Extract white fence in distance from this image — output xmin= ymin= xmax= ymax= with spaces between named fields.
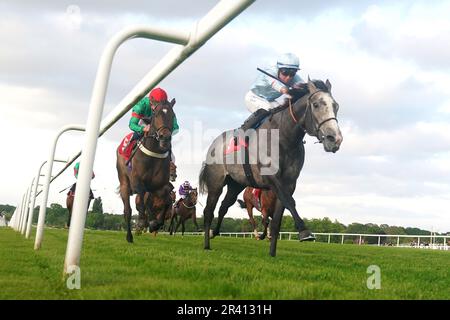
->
xmin=170 ymin=231 xmax=449 ymax=250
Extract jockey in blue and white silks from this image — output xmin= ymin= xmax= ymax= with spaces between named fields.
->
xmin=245 ymin=52 xmax=305 ymax=113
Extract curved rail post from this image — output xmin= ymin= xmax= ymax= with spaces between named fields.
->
xmin=19 ymin=189 xmax=30 ymax=234
xmin=21 ymin=179 xmax=34 ymax=235
xmin=16 ymin=194 xmax=25 ymax=231
xmin=34 ymin=125 xmax=85 ymax=250
xmin=26 ymin=159 xmax=67 ymax=239
xmin=64 ymin=0 xmax=256 ymax=274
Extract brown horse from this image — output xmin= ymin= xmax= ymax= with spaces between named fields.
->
xmin=66 ymin=183 xmax=94 ymax=227
xmin=169 ymin=188 xmax=199 ymax=235
xmin=116 ymin=98 xmax=176 ymax=243
xmin=237 ymin=187 xmax=276 ymax=240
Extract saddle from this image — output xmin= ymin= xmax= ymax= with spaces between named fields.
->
xmin=119 ymin=133 xmax=177 ymax=179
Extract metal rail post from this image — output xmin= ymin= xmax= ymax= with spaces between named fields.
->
xmin=34 ymin=125 xmax=85 ymax=250
xmin=26 ymin=159 xmax=67 ymax=239
xmin=21 ymin=179 xmax=35 ymax=235
xmin=20 ymin=188 xmax=30 ymax=234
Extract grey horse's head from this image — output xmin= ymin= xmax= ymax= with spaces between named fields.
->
xmin=305 ymin=80 xmax=343 ymax=153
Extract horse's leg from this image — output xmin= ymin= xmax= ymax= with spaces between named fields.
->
xmin=268 ymin=177 xmax=314 ymax=241
xmin=181 ymin=219 xmax=185 ymax=236
xmin=174 ymin=217 xmax=182 ymax=234
xmin=246 ymin=205 xmax=259 ymax=240
xmin=148 ymin=188 xmax=171 ymax=232
xmin=66 ymin=196 xmax=73 ymax=228
xmin=169 ymin=208 xmax=177 ymax=235
xmin=119 ymin=184 xmax=133 ymax=243
xmin=203 ymin=190 xmax=222 ymax=250
xmin=149 ymin=201 xmax=169 ymax=233
xmin=201 ymin=163 xmax=228 ymax=250
xmin=192 ymin=210 xmax=200 ymax=232
xmin=212 ymin=181 xmax=245 ymax=238
xmin=269 ymin=198 xmax=284 ymax=257
xmin=259 ymin=208 xmax=269 ymax=240
xmin=135 ymin=193 xmax=147 ymax=235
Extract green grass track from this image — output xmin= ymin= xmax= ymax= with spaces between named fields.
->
xmin=0 ymin=227 xmax=448 ymax=299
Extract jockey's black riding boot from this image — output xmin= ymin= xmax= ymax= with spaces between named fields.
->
xmin=241 ymin=108 xmax=271 ymax=131
xmin=234 ymin=108 xmax=271 ymax=145
xmin=131 ymin=132 xmax=142 ymax=145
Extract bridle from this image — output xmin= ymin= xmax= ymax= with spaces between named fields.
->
xmin=138 ymin=105 xmax=173 ymax=159
xmin=288 ymin=89 xmax=338 ymax=142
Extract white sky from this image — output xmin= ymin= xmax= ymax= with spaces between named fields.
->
xmin=1 ymin=1 xmax=449 ymax=232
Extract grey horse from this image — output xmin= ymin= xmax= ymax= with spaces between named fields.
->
xmin=199 ymin=80 xmax=343 ymax=256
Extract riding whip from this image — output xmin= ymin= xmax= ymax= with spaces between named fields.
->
xmin=59 ymin=185 xmax=72 ymax=193
xmin=125 ymin=136 xmax=144 ymax=166
xmin=257 ymin=67 xmax=292 ymax=89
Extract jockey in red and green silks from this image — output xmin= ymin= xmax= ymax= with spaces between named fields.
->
xmin=129 ymin=87 xmax=179 ymax=141
xmin=73 ymin=162 xmax=95 ymax=179
xmin=70 ymin=162 xmax=95 ymax=199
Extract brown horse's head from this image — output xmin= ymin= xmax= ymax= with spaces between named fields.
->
xmin=144 ymin=98 xmax=176 ymax=151
xmin=186 ymin=188 xmax=198 ymax=206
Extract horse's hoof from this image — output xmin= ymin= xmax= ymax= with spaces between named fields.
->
xmin=299 ymin=230 xmax=316 ymax=242
xmin=209 ymin=230 xmax=214 ymax=238
xmin=259 ymin=234 xmax=266 ymax=241
xmin=126 ymin=236 xmax=133 ymax=243
xmin=148 ymin=221 xmax=160 ymax=233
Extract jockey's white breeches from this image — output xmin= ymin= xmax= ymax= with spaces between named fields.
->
xmin=244 ymin=91 xmax=291 ymax=113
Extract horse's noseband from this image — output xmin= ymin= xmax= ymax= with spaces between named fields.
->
xmin=151 ymin=125 xmax=171 ymax=142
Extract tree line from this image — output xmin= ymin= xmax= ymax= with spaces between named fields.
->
xmin=0 ymin=201 xmax=447 ymax=244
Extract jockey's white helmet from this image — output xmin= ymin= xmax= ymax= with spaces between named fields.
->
xmin=276 ymin=53 xmax=300 ymax=70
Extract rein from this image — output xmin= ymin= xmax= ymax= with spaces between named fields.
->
xmin=181 ymin=192 xmax=197 ymax=209
xmin=182 ymin=201 xmax=196 ymax=209
xmin=138 ymin=113 xmax=172 ymax=159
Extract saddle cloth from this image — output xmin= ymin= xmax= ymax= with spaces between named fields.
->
xmin=252 ymin=188 xmax=262 ymax=211
xmin=118 ymin=132 xmax=136 ymax=161
xmin=224 ymin=136 xmax=248 ymax=155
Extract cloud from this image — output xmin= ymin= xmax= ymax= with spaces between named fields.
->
xmin=351 ymin=2 xmax=450 ymax=71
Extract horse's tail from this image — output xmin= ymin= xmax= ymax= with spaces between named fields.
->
xmin=237 ymin=199 xmax=246 ymax=209
xmin=199 ymin=162 xmax=208 ymax=195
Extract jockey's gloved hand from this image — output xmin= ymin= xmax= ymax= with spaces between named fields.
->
xmin=280 ymin=86 xmax=290 ymax=95
xmin=143 ymin=124 xmax=151 ymax=134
